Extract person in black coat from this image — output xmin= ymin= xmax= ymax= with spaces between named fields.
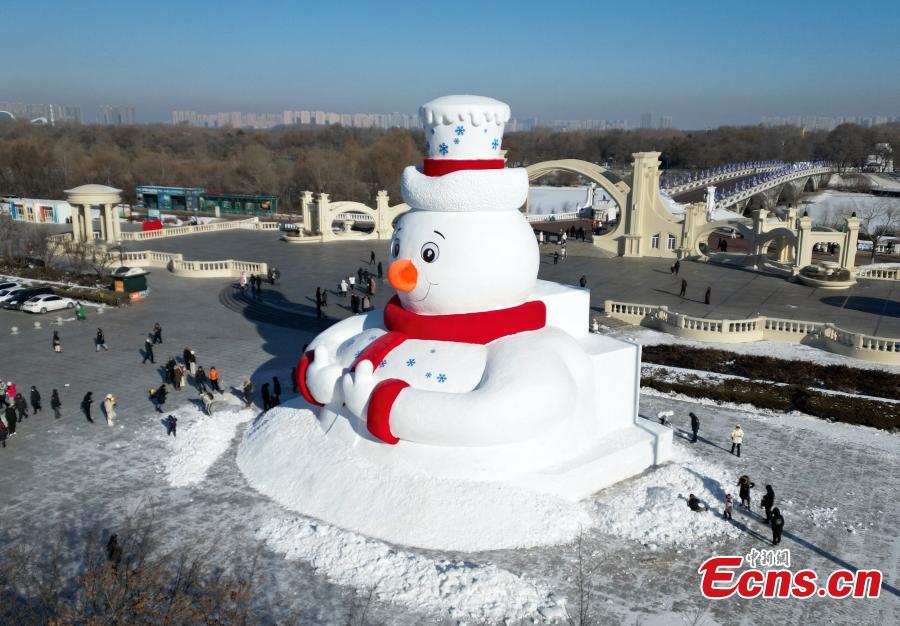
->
xmin=165 ymin=414 xmax=177 ymax=436
xmin=142 ymin=337 xmax=155 ymax=364
xmin=771 ymin=508 xmax=784 ymax=545
xmin=272 ymin=376 xmax=282 ymax=406
xmin=761 ymin=485 xmax=776 ymax=523
xmin=261 ymin=382 xmax=271 ymax=411
xmin=95 ymin=328 xmax=108 ymax=351
xmin=704 ymin=286 xmax=711 ymax=305
xmin=737 ymin=475 xmax=755 ymax=509
xmin=377 ymin=261 xmax=383 ymax=279
xmin=29 ymin=386 xmax=41 ymax=414
xmin=81 ymin=392 xmax=94 ymax=423
xmin=579 ymin=275 xmax=587 ymax=288
xmin=689 ymin=412 xmax=700 ymax=443
xmin=688 ymin=493 xmax=703 ymax=512
xmin=679 ymin=279 xmax=687 ymax=297
xmin=154 ymin=384 xmax=167 ymax=413
xmin=4 ymin=405 xmax=17 ymax=434
xmin=14 ymin=393 xmax=28 ymax=421
xmin=51 ymin=389 xmax=62 ymax=419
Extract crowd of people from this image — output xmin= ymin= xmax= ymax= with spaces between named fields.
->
xmin=314 ymin=253 xmax=383 ymax=319
xmin=684 ymin=412 xmax=786 ymax=545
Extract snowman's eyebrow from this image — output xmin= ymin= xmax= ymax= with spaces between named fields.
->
xmin=433 ymin=230 xmax=445 ymax=239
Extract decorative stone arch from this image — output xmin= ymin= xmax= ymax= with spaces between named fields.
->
xmin=525 ymin=159 xmax=630 ymax=213
xmin=691 ymin=219 xmax=755 ymax=258
xmin=317 ymin=195 xmax=378 ymax=242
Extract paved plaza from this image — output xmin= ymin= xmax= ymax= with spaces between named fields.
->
xmin=0 ymin=229 xmax=897 ymax=623
xmin=122 ymin=229 xmax=900 ymax=337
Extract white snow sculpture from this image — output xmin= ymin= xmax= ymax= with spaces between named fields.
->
xmin=239 ymin=95 xmax=673 ymax=551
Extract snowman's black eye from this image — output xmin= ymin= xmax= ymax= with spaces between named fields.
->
xmin=421 ymin=242 xmax=440 ymax=263
xmin=391 ymin=240 xmax=400 ymax=257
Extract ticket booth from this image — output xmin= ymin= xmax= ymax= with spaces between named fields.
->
xmin=111 ymin=267 xmax=150 ymax=301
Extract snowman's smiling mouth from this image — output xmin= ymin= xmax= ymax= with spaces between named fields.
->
xmin=411 ymin=281 xmax=437 ymax=302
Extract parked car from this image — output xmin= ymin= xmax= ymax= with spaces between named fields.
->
xmin=0 ymin=286 xmax=28 ymax=305
xmin=21 ymin=294 xmax=76 ymax=314
xmin=3 ymin=286 xmax=53 ymax=310
xmin=0 ymin=281 xmax=20 ymax=291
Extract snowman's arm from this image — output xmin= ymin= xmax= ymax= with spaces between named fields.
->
xmin=307 ymin=309 xmax=384 ymax=352
xmin=297 ymin=310 xmax=383 ymax=406
xmin=368 ymin=340 xmax=577 ymax=446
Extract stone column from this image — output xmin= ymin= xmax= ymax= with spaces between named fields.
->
xmin=375 ymin=190 xmax=391 ymax=240
xmin=796 ymin=216 xmax=814 ymax=269
xmin=73 ymin=205 xmax=86 ymax=242
xmin=108 ymin=203 xmax=121 ymax=242
xmin=316 ymin=193 xmax=331 ymax=242
xmin=99 ymin=206 xmax=108 ymax=241
xmin=843 ymin=216 xmax=860 ymax=271
xmin=300 ymin=191 xmax=314 ymax=234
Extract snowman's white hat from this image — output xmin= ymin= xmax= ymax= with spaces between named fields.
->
xmin=400 ymin=95 xmax=528 ymax=213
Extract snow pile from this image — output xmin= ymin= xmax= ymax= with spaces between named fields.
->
xmin=257 ymin=516 xmax=566 ymax=623
xmin=237 ymin=403 xmax=592 ymax=551
xmin=799 ymin=506 xmax=839 ymax=529
xmin=163 ymin=401 xmax=254 ymax=487
xmin=591 ymin=450 xmax=741 ymax=549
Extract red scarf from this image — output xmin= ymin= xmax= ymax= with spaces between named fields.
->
xmin=351 ymin=296 xmax=546 ymax=370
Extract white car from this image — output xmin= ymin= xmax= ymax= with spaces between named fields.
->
xmin=0 ymin=286 xmax=26 ymax=304
xmin=20 ymin=294 xmax=76 ymax=314
xmin=0 ymin=281 xmax=20 ymax=291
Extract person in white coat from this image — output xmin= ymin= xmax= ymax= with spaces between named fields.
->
xmin=730 ymin=424 xmax=744 ymax=457
xmin=103 ymin=394 xmax=117 ymax=426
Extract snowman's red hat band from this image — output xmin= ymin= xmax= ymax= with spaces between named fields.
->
xmin=423 ymin=158 xmax=505 ymax=177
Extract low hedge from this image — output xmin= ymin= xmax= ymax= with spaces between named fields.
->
xmin=641 ymin=374 xmax=900 ymax=431
xmin=641 ymin=344 xmax=900 ymax=401
xmin=51 ymin=286 xmax=126 ymax=307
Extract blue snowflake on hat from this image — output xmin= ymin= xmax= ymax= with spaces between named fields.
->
xmin=438 ymin=143 xmax=449 ymax=156
xmin=491 ymin=138 xmax=500 ymax=150
xmin=454 ymin=125 xmax=465 ymax=136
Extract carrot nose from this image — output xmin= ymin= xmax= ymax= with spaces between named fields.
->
xmin=388 ymin=259 xmax=418 ymax=292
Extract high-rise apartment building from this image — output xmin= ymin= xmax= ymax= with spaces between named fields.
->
xmin=640 ymin=112 xmax=652 ymax=129
xmin=100 ymin=105 xmax=136 ymax=125
xmin=659 ymin=115 xmax=672 ymax=129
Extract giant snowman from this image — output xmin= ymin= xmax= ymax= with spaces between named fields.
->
xmin=238 ymin=96 xmax=673 ymax=552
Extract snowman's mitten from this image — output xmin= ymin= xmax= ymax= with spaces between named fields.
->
xmin=365 ymin=379 xmax=409 ymax=445
xmin=298 ymin=346 xmax=343 ymax=406
xmin=341 ymin=360 xmax=378 ymax=418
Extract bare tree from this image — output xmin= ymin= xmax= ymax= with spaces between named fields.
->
xmin=839 ymin=196 xmax=900 ymax=261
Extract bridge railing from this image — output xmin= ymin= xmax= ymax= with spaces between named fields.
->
xmin=333 ymin=212 xmax=375 ymax=223
xmin=662 ymin=163 xmax=783 ymax=195
xmin=118 ymin=218 xmax=282 ymax=241
xmin=714 ymin=165 xmax=835 ymax=209
xmin=526 ymin=210 xmax=582 ymax=223
xmin=602 ymin=299 xmax=897 ymax=364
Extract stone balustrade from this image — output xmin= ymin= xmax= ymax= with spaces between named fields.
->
xmin=855 ymin=266 xmax=899 ymax=281
xmin=603 ymin=299 xmax=898 ymax=364
xmin=526 ymin=211 xmax=581 ymax=223
xmin=119 ymin=218 xmax=282 ymax=241
xmin=120 ymin=250 xmax=266 ymax=278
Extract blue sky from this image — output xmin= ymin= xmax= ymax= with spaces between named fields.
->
xmin=3 ymin=0 xmax=898 ymax=127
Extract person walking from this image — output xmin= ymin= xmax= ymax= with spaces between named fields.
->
xmin=730 ymin=424 xmax=744 ymax=457
xmin=369 ymin=277 xmax=376 ymax=297
xmin=29 ymin=386 xmax=41 ymax=414
xmin=689 ymin=411 xmax=700 ymax=443
xmin=553 ymin=251 xmax=559 ymax=265
xmin=579 ymin=275 xmax=587 ymax=288
xmin=165 ymin=414 xmax=178 ymax=437
xmin=704 ymin=286 xmax=711 ymax=305
xmin=350 ymin=293 xmax=359 ymax=314
xmin=165 ymin=357 xmax=177 ymax=384
xmin=208 ymin=366 xmax=222 ymax=393
xmin=673 ymin=260 xmax=681 ymax=275
xmin=723 ymin=494 xmax=734 ymax=520
xmin=242 ymin=378 xmax=255 ymax=408
xmin=53 ymin=331 xmax=62 ymax=353
xmin=737 ymin=475 xmax=755 ymax=509
xmin=51 ymin=389 xmax=62 ymax=419
xmin=195 ymin=366 xmax=208 ymax=393
xmin=142 ymin=336 xmax=155 ymax=364
xmin=377 ymin=261 xmax=383 ymax=279
xmin=261 ymin=382 xmax=272 ymax=411
xmin=272 ymin=376 xmax=282 ymax=406
xmin=173 ymin=364 xmax=184 ymax=391
xmin=679 ymin=279 xmax=687 ymax=297
xmin=239 ymin=271 xmax=247 ymax=294
xmin=76 ymin=302 xmax=86 ymax=321
xmin=81 ymin=392 xmax=94 ymax=423
xmin=761 ymin=485 xmax=776 ymax=524
xmin=316 ymin=296 xmax=323 ymax=319
xmin=560 ymin=245 xmax=567 ymax=260
xmin=153 ymin=384 xmax=167 ymax=413
xmin=188 ymin=351 xmax=197 ymax=376
xmin=361 ymin=295 xmax=371 ymax=313
xmin=770 ymin=508 xmax=784 ymax=545
xmin=339 ymin=279 xmax=348 ymax=297
xmin=103 ymin=394 xmax=117 ymax=426
xmin=14 ymin=393 xmax=28 ymax=421
xmin=370 ymin=250 xmax=376 ymax=265
xmin=4 ymin=405 xmax=16 ymax=436
xmin=95 ymin=328 xmax=108 ymax=352
xmin=152 ymin=322 xmax=163 ymax=344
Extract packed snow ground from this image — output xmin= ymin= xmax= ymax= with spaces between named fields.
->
xmin=4 ymin=396 xmax=898 ymax=624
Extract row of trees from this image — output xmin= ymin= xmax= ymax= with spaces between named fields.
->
xmin=0 ymin=119 xmax=896 ymax=210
